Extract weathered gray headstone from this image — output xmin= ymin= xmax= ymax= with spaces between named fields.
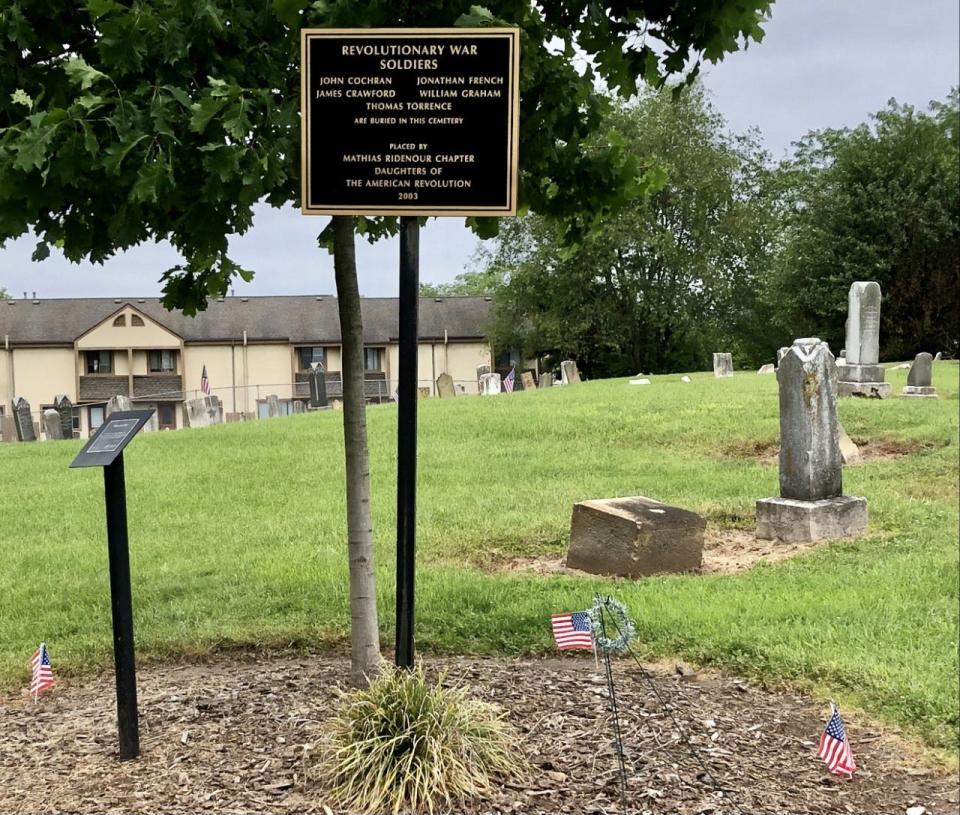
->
xmin=476 ymin=364 xmax=491 ymax=391
xmin=293 ymin=400 xmax=306 ymax=413
xmin=54 ymin=394 xmax=74 ymax=440
xmin=478 ymin=373 xmax=501 ymax=395
xmin=560 ymin=360 xmax=581 ymax=384
xmin=934 ymin=351 xmax=942 ymax=361
xmin=777 ymin=338 xmax=842 ymax=500
xmin=902 ymin=352 xmax=937 ymax=398
xmin=43 ymin=409 xmax=63 ymax=441
xmin=629 ymin=378 xmax=651 ymax=385
xmin=185 ymin=395 xmax=223 ymax=428
xmin=520 ymin=371 xmax=536 ymax=391
xmin=12 ymin=397 xmax=36 ymax=442
xmin=712 ymin=353 xmax=733 ymax=378
xmin=0 ymin=412 xmax=14 ymax=443
xmin=566 ymin=496 xmax=704 ymax=577
xmin=538 ymin=373 xmax=554 ymax=389
xmin=757 ymin=364 xmax=775 ymax=375
xmin=266 ymin=394 xmax=281 ymax=418
xmin=106 ymin=394 xmax=133 ymax=416
xmin=680 ymin=375 xmax=692 ymax=383
xmin=837 ymin=282 xmax=891 ymax=398
xmin=756 ymin=338 xmax=868 ymax=542
xmin=436 ymin=372 xmax=456 ymax=398
xmin=308 ymin=363 xmax=328 ymax=408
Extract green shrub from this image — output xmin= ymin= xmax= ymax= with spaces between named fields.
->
xmin=313 ymin=663 xmax=524 ymax=814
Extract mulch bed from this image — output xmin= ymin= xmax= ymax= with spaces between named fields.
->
xmin=1 ymin=651 xmax=956 ymax=815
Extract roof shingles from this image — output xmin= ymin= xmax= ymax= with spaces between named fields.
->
xmin=0 ymin=295 xmax=492 ymax=346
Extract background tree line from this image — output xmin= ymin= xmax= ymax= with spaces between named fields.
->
xmin=428 ymin=86 xmax=959 ymax=374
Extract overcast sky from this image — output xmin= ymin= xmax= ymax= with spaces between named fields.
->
xmin=1 ymin=0 xmax=957 ymax=301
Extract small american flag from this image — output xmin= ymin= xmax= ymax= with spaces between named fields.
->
xmin=503 ymin=368 xmax=516 ymax=393
xmin=551 ymin=611 xmax=593 ymax=650
xmin=200 ymin=365 xmax=211 ymax=396
xmin=30 ymin=643 xmax=54 ymax=700
xmin=818 ymin=704 xmax=856 ymax=776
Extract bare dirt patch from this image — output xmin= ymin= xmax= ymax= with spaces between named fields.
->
xmin=701 ymin=527 xmax=828 ymax=574
xmin=0 ymin=652 xmax=955 ymax=815
xmin=723 ymin=438 xmax=937 ymax=465
xmin=485 ymin=527 xmax=831 ymax=578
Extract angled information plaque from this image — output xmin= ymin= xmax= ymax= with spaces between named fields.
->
xmin=70 ymin=410 xmax=155 ymax=469
xmin=301 ymin=27 xmax=520 ymax=216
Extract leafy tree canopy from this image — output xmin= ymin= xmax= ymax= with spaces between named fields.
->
xmin=476 ymin=86 xmax=780 ymax=376
xmin=774 ymin=89 xmax=959 ymax=359
xmin=0 ymin=0 xmax=770 ymax=314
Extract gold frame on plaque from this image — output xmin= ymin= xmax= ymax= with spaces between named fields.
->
xmin=300 ymin=27 xmax=520 ymax=217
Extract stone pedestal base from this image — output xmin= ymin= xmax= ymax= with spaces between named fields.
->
xmin=902 ymin=386 xmax=938 ymax=398
xmin=838 ymin=362 xmax=890 ymax=399
xmin=567 ymin=496 xmax=704 ymax=577
xmin=838 ymin=381 xmax=892 ymax=399
xmin=756 ymin=496 xmax=868 ymax=543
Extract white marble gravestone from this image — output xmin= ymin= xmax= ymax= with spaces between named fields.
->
xmin=837 ymin=282 xmax=891 ymax=398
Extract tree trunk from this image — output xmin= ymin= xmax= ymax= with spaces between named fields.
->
xmin=331 ymin=215 xmax=383 ymax=688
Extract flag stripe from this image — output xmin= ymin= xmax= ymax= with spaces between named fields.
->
xmin=551 ymin=612 xmax=593 ymax=650
xmin=818 ymin=705 xmax=856 ymax=777
xmin=30 ymin=643 xmax=54 ymax=697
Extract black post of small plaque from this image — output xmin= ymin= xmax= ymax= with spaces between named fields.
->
xmin=395 ymin=216 xmax=419 ymax=670
xmin=70 ymin=409 xmax=154 ymax=761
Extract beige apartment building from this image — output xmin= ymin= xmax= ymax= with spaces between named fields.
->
xmin=0 ymin=294 xmax=494 ymax=438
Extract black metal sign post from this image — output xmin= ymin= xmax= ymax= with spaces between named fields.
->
xmin=301 ymin=28 xmax=520 ymax=670
xmin=71 ymin=409 xmax=154 ymax=760
xmin=395 ymin=216 xmax=419 ymax=669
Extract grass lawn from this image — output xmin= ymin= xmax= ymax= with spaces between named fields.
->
xmin=1 ymin=362 xmax=957 ymax=753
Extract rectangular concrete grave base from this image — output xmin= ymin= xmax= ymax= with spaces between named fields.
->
xmin=837 ymin=363 xmax=885 ymax=383
xmin=756 ymin=496 xmax=868 ymax=543
xmin=902 ymin=386 xmax=938 ymax=399
xmin=566 ymin=496 xmax=704 ymax=578
xmin=837 ymin=381 xmax=892 ymax=399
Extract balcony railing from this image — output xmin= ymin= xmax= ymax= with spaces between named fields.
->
xmin=133 ymin=374 xmax=183 ymax=401
xmin=78 ymin=375 xmax=128 ymax=401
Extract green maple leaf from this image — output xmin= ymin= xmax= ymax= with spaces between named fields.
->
xmin=13 ymin=122 xmax=56 ymax=171
xmin=130 ymin=158 xmax=167 ymax=203
xmin=64 ymin=56 xmax=108 ymax=90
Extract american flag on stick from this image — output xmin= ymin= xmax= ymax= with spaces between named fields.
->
xmin=551 ymin=611 xmax=594 ymax=650
xmin=503 ymin=368 xmax=516 ymax=393
xmin=818 ymin=704 xmax=856 ymax=777
xmin=30 ymin=643 xmax=55 ymax=700
xmin=200 ymin=365 xmax=211 ymax=396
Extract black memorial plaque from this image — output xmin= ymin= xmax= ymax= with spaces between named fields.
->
xmin=301 ymin=28 xmax=519 ymax=216
xmin=70 ymin=410 xmax=155 ymax=469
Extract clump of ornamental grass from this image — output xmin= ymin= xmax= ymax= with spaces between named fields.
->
xmin=311 ymin=663 xmax=524 ymax=814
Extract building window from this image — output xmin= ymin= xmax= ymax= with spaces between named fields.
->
xmin=364 ymin=347 xmax=383 ymax=372
xmin=113 ymin=315 xmax=126 ymax=327
xmin=157 ymin=403 xmax=176 ymax=431
xmin=297 ymin=346 xmax=327 ymax=372
xmin=149 ymin=349 xmax=176 ymax=373
xmin=89 ymin=405 xmax=105 ymax=433
xmin=131 ymin=315 xmax=144 ymax=326
xmin=85 ymin=351 xmax=113 ymax=374
xmin=72 ymin=408 xmax=81 ymax=435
